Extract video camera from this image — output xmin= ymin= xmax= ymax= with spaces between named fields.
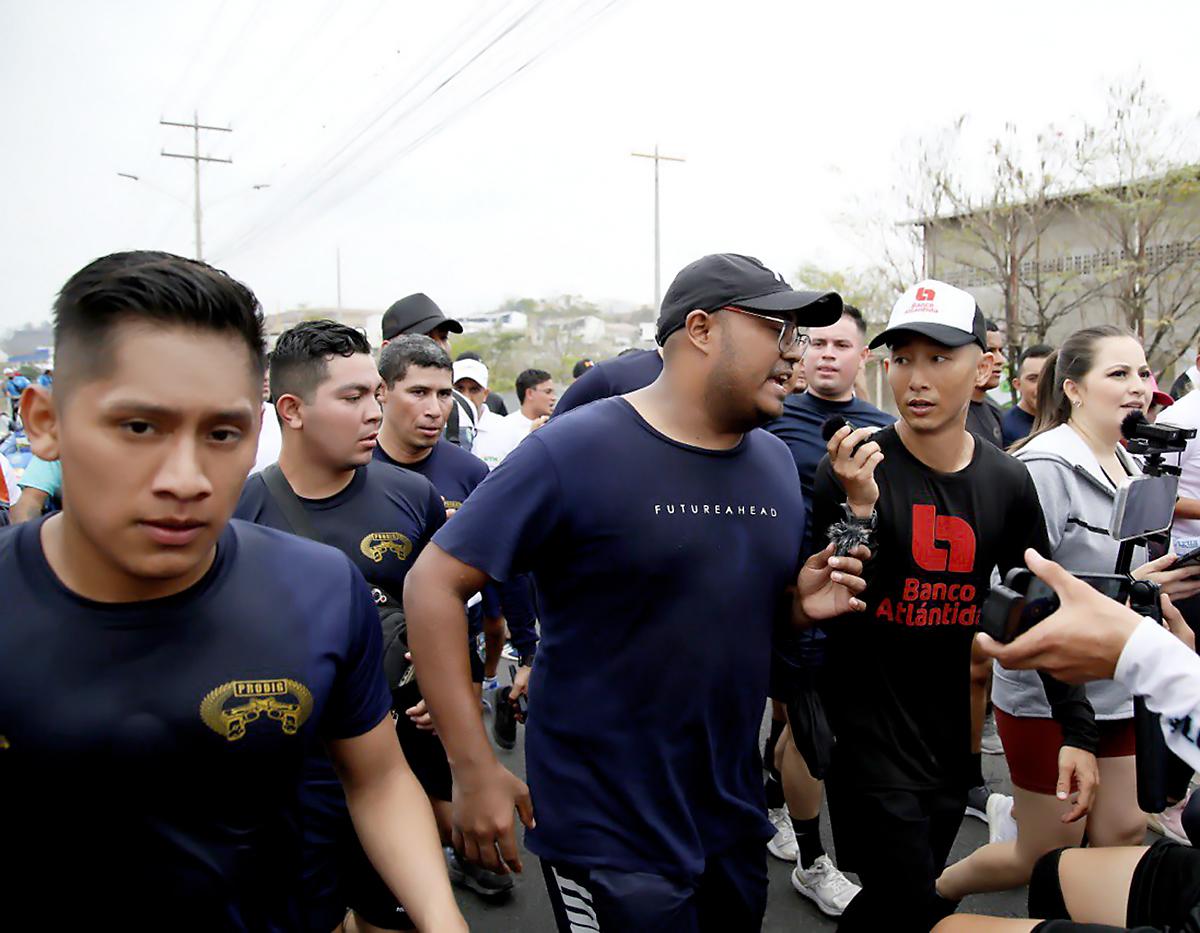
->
xmin=981 ymin=410 xmax=1196 ymax=814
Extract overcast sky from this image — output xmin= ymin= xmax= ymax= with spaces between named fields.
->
xmin=3 ymin=0 xmax=1200 ymax=332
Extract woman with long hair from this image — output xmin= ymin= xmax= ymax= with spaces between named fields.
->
xmin=937 ymin=324 xmax=1200 ymax=902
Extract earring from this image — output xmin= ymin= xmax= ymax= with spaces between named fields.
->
xmin=1072 ymin=399 xmax=1081 ymax=408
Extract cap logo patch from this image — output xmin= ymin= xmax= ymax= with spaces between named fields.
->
xmin=915 ymin=287 xmax=936 ymax=302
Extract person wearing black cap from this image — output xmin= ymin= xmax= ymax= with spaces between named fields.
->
xmin=381 ymin=293 xmax=478 ymax=451
xmin=403 ymin=253 xmax=871 ymax=931
xmin=809 ymin=280 xmax=1098 ymax=932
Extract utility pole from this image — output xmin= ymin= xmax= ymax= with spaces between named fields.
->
xmin=161 ymin=112 xmax=232 ymax=261
xmin=631 ymin=145 xmax=685 ymax=309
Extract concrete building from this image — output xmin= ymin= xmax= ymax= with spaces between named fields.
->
xmin=918 ymin=167 xmax=1200 ymax=374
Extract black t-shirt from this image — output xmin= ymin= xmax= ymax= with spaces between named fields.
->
xmin=373 ymin=438 xmax=488 ymax=511
xmin=553 ymin=349 xmax=663 ymax=416
xmin=485 ymin=393 xmax=508 ymax=416
xmin=235 ymin=461 xmax=444 ymax=597
xmin=966 ymin=398 xmax=1005 ymax=448
xmin=811 ymin=425 xmax=1050 ymax=790
xmin=1001 ymin=405 xmax=1035 ymax=447
xmin=434 ymin=397 xmax=804 ymax=876
xmin=0 ymin=518 xmax=391 ymax=929
xmin=763 ymin=391 xmax=895 ymax=556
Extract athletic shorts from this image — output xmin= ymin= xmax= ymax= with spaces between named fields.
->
xmin=542 ymin=838 xmax=768 ymax=933
xmin=392 ymin=684 xmax=453 ymax=803
xmin=300 ymin=779 xmax=414 ymax=931
xmin=996 ymin=708 xmax=1137 ymax=795
xmin=1030 ymin=840 xmax=1200 ymax=932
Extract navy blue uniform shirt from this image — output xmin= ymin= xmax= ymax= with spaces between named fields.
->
xmin=434 ymin=397 xmax=804 ymax=878
xmin=373 ymin=438 xmax=489 ymax=512
xmin=1001 ymin=405 xmax=1035 ymax=447
xmin=0 ymin=518 xmax=391 ymax=930
xmin=553 ymin=348 xmax=663 ymax=416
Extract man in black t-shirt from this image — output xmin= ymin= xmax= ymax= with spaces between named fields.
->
xmin=0 ymin=252 xmax=463 ymax=932
xmin=811 ymin=280 xmax=1097 ymax=932
xmin=235 ymin=321 xmax=449 ymax=932
xmin=964 ymin=319 xmax=1006 ymax=448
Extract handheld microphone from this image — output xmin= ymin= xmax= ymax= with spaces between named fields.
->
xmin=822 ymin=416 xmax=873 ymax=456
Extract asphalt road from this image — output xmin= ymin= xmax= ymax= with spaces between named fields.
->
xmin=452 ymin=673 xmax=1035 ymax=932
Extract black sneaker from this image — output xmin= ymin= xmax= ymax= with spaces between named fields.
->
xmin=964 ymin=784 xmax=989 ymax=822
xmin=492 ymin=685 xmax=517 ymax=750
xmin=445 ymin=847 xmax=515 ymax=899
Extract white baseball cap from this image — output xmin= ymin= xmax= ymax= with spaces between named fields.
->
xmin=452 ymin=358 xmax=489 ymax=390
xmin=870 ymin=279 xmax=987 ymax=351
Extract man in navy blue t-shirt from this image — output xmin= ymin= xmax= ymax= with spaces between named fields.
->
xmin=0 ymin=252 xmax=463 ymax=932
xmin=405 ymin=253 xmax=871 ymax=931
xmin=234 ymin=321 xmax=449 ymax=931
xmin=761 ymin=304 xmax=892 ymax=915
xmin=552 ymin=346 xmax=663 ymax=416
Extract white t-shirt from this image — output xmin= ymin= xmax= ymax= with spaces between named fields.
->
xmin=473 ymin=409 xmax=531 ymax=471
xmin=1159 ymin=390 xmax=1200 ymax=549
xmin=253 ymin=403 xmax=283 ymax=474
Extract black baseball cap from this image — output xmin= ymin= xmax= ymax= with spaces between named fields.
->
xmin=655 ymin=253 xmax=843 ymax=346
xmin=381 ymin=293 xmax=463 ymax=342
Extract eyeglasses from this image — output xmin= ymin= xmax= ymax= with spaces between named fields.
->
xmin=719 ymin=306 xmax=810 ymax=355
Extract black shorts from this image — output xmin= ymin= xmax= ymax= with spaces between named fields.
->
xmin=300 ymin=780 xmax=414 ymax=931
xmin=1030 ymin=840 xmax=1200 ymax=933
xmin=542 ymin=838 xmax=768 ymax=933
xmin=392 ymin=683 xmax=453 ymax=803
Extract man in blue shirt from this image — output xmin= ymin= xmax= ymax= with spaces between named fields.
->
xmin=762 ymin=304 xmax=892 ymax=915
xmin=1002 ymin=344 xmax=1053 ymax=447
xmin=4 ymin=367 xmax=30 ymax=424
xmin=235 ymin=321 xmax=450 ymax=932
xmin=2 ymin=251 xmax=463 ymax=932
xmin=405 ymin=253 xmax=871 ymax=931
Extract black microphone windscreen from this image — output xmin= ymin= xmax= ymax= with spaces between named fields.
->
xmin=1121 ymin=410 xmax=1148 ymax=440
xmin=821 ymin=415 xmax=849 ymax=442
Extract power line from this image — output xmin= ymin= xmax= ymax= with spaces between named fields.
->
xmin=160 ymin=113 xmax=233 ymax=260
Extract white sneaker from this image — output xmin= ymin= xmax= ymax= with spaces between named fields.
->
xmin=791 ymin=855 xmax=861 ymax=917
xmin=766 ymin=807 xmax=797 ymax=861
xmin=987 ymin=792 xmax=1017 ymax=844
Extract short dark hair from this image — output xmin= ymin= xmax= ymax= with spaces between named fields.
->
xmin=572 ymin=358 xmax=594 ymax=379
xmin=516 ymin=368 xmax=552 ymax=403
xmin=379 ymin=334 xmax=452 ymax=387
xmin=269 ymin=320 xmax=372 ymax=402
xmin=53 ymin=250 xmax=265 ymax=394
xmin=985 ymin=318 xmax=1001 ymax=333
xmin=456 ymin=350 xmax=482 ymax=362
xmin=1017 ymin=343 xmax=1055 ymax=370
xmin=841 ymin=305 xmax=867 ymax=337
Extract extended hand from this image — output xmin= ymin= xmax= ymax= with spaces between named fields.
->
xmin=795 ymin=542 xmax=870 ymax=624
xmin=1055 ymin=745 xmax=1098 ymax=823
xmin=1134 ymin=551 xmax=1200 ymax=602
xmin=452 ymin=761 xmax=535 ymax=875
xmin=976 ymin=549 xmax=1141 ymax=683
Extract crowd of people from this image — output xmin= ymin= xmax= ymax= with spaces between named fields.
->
xmin=1 ymin=249 xmax=1199 ymax=933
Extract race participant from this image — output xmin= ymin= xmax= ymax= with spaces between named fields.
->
xmin=381 ymin=292 xmax=476 ymax=451
xmin=811 ymin=280 xmax=1097 ymax=932
xmin=761 ymin=303 xmax=890 ymax=915
xmin=233 ymin=320 xmax=448 ymax=933
xmin=455 ymin=351 xmax=508 ymax=415
xmin=10 ymin=453 xmax=60 ymax=523
xmin=939 ymin=327 xmax=1200 ymax=903
xmin=473 ymin=369 xmax=556 ymax=469
xmin=1 ymin=251 xmax=463 ymax=931
xmin=552 ymin=346 xmax=663 ymax=416
xmin=405 ymin=253 xmax=868 ymax=931
xmin=374 ymin=335 xmax=532 ymax=892
xmin=1002 ymin=344 xmax=1054 ymax=446
xmin=965 ymin=320 xmax=1006 ymax=448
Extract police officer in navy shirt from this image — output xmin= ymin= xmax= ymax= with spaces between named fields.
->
xmin=405 ymin=253 xmax=872 ymax=932
xmin=234 ymin=321 xmax=448 ymax=932
xmin=0 ymin=252 xmax=464 ymax=932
